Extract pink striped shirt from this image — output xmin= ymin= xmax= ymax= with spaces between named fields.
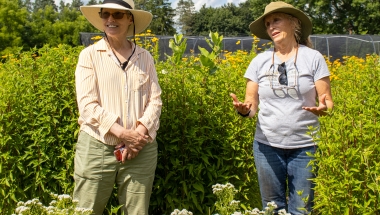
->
xmin=75 ymin=39 xmax=162 ymax=145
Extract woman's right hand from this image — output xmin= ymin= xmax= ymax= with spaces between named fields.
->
xmin=110 ymin=123 xmax=149 ymax=158
xmin=230 ymin=93 xmax=252 ymax=115
xmin=122 ymin=144 xmax=140 ymax=162
xmin=119 ymin=129 xmax=148 ymax=150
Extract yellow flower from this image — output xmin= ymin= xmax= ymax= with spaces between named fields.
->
xmin=91 ymin=35 xmax=103 ymax=40
xmin=236 ymin=40 xmax=241 ymax=45
xmin=151 ymin=37 xmax=159 ymax=43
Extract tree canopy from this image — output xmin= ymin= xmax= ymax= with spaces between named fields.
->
xmin=1 ymin=0 xmax=379 ymax=55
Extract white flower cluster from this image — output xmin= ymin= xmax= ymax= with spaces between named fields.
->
xmin=278 ymin=209 xmax=291 ymax=215
xmin=75 ymin=208 xmax=94 ymax=214
xmin=171 ymin=183 xmax=291 ymax=215
xmin=267 ymin=201 xmax=277 ymax=208
xmin=14 ymin=205 xmax=30 ymax=214
xmin=58 ymin=194 xmax=72 ymax=200
xmin=237 ymin=201 xmax=290 ymax=215
xmin=212 ymin=183 xmax=237 ymax=195
xmin=229 ymin=200 xmax=240 ymax=207
xmin=171 ymin=208 xmax=193 ymax=215
xmin=13 ymin=193 xmax=93 ymax=215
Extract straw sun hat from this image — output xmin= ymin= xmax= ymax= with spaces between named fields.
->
xmin=80 ymin=0 xmax=152 ymax=36
xmin=249 ymin=1 xmax=312 ymax=41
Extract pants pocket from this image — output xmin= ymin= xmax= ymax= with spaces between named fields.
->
xmin=74 ymin=131 xmax=104 ymax=180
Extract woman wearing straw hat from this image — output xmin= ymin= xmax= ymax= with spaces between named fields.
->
xmin=230 ymin=1 xmax=333 ymax=214
xmin=74 ymin=0 xmax=162 ymax=214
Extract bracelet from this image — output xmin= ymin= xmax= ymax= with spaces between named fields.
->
xmin=237 ymin=110 xmax=251 ymax=117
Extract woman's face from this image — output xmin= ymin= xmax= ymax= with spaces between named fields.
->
xmin=101 ymin=8 xmax=133 ymax=38
xmin=264 ymin=13 xmax=295 ymax=45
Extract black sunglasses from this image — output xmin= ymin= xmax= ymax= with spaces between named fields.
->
xmin=99 ymin=11 xmax=130 ymax=19
xmin=278 ymin=62 xmax=288 ymax=86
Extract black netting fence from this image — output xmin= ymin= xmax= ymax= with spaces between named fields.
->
xmin=80 ymin=33 xmax=380 ymax=61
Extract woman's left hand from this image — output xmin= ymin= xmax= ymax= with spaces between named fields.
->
xmin=302 ymin=77 xmax=334 ymax=116
xmin=302 ymin=94 xmax=328 ymax=116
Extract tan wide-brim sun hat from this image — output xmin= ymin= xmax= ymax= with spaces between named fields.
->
xmin=80 ymin=0 xmax=152 ymax=37
xmin=249 ymin=1 xmax=312 ymax=41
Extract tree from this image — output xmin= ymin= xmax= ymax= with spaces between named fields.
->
xmin=24 ymin=5 xmax=57 ymax=49
xmin=134 ymin=0 xmax=148 ymax=10
xmin=297 ymin=0 xmax=380 ymax=35
xmin=87 ymin=0 xmax=99 ymax=6
xmin=247 ymin=0 xmax=380 ymax=35
xmin=176 ymin=0 xmax=195 ymax=35
xmin=70 ymin=0 xmax=84 ymax=11
xmin=187 ymin=2 xmax=254 ymax=36
xmin=0 ymin=0 xmax=28 ymax=55
xmin=33 ymin=0 xmax=57 ymax=12
xmin=143 ymin=0 xmax=176 ymax=35
xmin=19 ymin=0 xmax=33 ymax=12
xmin=53 ymin=6 xmax=98 ymax=46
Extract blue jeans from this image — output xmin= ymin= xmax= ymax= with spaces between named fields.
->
xmin=253 ymin=140 xmax=317 ymax=215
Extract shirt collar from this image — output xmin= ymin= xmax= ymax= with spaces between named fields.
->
xmin=94 ymin=38 xmax=144 ymax=57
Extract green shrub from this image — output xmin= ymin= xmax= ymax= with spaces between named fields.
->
xmin=0 ymin=45 xmax=81 ymax=214
xmin=150 ymin=44 xmax=261 ymax=214
xmin=312 ymin=55 xmax=380 ymax=214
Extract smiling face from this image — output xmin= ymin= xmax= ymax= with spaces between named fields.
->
xmin=101 ymin=8 xmax=133 ymax=39
xmin=264 ymin=12 xmax=297 ymax=45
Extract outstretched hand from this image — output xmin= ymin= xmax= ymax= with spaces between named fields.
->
xmin=302 ymin=94 xmax=328 ymax=116
xmin=230 ymin=93 xmax=251 ymax=115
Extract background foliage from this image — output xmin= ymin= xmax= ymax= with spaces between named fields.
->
xmin=2 ymin=0 xmax=380 ymax=55
xmin=0 ymin=35 xmax=380 ymax=215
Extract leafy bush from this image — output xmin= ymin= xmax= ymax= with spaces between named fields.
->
xmin=150 ymin=33 xmax=260 ymax=214
xmin=0 ymin=45 xmax=81 ymax=214
xmin=311 ymin=55 xmax=380 ymax=214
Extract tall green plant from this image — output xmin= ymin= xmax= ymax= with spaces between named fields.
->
xmin=0 ymin=45 xmax=81 ymax=214
xmin=150 ymin=34 xmax=260 ymax=214
xmin=166 ymin=33 xmax=187 ymax=65
xmin=198 ymin=31 xmax=223 ymax=74
xmin=311 ymin=55 xmax=380 ymax=214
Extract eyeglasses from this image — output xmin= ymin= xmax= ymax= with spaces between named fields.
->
xmin=268 ymin=63 xmax=298 ymax=90
xmin=269 ymin=46 xmax=299 ymax=90
xmin=99 ymin=11 xmax=130 ymax=19
xmin=277 ymin=62 xmax=288 ymax=86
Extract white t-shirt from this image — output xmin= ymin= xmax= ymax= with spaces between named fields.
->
xmin=244 ymin=45 xmax=330 ymax=149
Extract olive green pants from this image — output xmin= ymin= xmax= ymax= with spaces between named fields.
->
xmin=73 ymin=131 xmax=157 ymax=215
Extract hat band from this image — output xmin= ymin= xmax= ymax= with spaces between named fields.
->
xmin=102 ymin=0 xmax=133 ymax=9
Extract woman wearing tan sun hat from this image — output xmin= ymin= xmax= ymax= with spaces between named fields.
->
xmin=230 ymin=1 xmax=333 ymax=214
xmin=73 ymin=0 xmax=162 ymax=214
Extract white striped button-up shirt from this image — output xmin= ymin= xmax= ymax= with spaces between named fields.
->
xmin=75 ymin=39 xmax=162 ymax=145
